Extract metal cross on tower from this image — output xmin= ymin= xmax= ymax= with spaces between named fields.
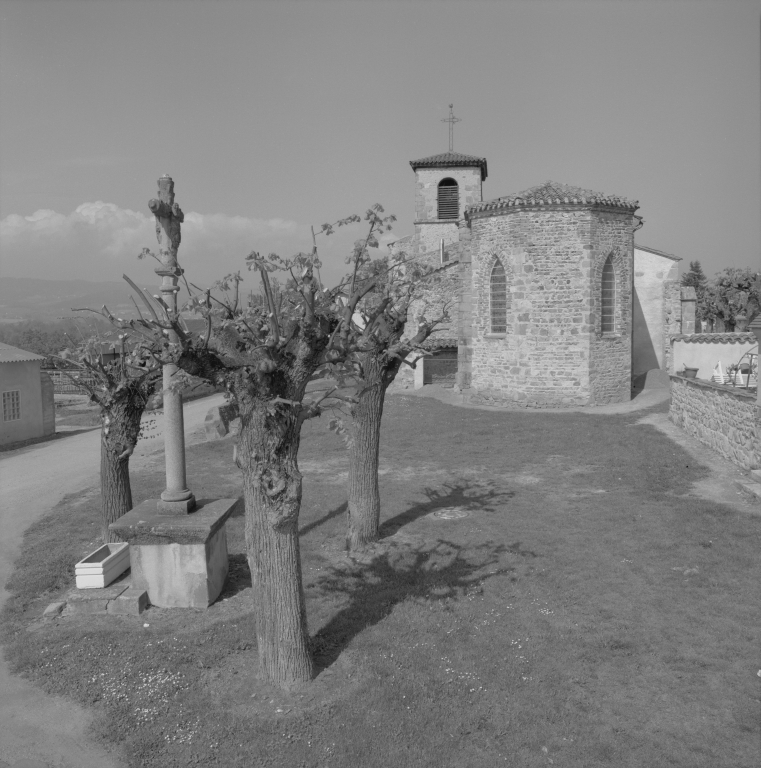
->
xmin=441 ymin=103 xmax=461 ymax=152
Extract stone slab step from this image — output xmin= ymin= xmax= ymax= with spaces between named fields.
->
xmin=63 ymin=583 xmax=129 ymax=615
xmin=107 ymin=586 xmax=149 ymax=615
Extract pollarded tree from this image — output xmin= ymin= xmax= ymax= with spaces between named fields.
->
xmin=327 ymin=208 xmax=454 ymax=551
xmin=56 ymin=318 xmax=163 ymax=543
xmin=130 ymin=214 xmax=389 ymax=689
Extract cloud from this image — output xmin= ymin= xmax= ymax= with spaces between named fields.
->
xmin=0 ymin=202 xmax=301 ymax=285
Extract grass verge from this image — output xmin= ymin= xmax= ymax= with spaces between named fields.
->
xmin=2 ymin=395 xmax=760 ymax=767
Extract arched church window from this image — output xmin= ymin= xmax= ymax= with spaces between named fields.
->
xmin=490 ymin=259 xmax=507 ymax=334
xmin=601 ymin=255 xmax=615 ymax=333
xmin=437 ymin=178 xmax=459 ymax=220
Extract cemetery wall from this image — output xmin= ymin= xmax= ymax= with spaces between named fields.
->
xmin=669 ymin=333 xmax=757 ymax=378
xmin=669 ymin=375 xmax=759 ymax=470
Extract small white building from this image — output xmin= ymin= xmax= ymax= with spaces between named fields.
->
xmin=0 ymin=343 xmax=55 ymax=446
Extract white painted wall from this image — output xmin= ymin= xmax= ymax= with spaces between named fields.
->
xmin=671 ymin=335 xmax=757 ymax=379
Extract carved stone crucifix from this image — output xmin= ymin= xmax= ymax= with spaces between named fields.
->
xmin=149 ymin=174 xmax=184 ymax=276
xmin=148 ymin=175 xmax=195 ymax=514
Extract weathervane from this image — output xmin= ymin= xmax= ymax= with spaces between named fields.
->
xmin=441 ymin=103 xmax=461 ymax=152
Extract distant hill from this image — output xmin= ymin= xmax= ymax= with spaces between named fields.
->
xmin=0 ymin=277 xmax=166 ymax=321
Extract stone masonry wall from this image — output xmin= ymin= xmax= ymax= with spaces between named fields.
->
xmin=456 ymin=218 xmax=473 ymax=388
xmin=662 ymin=280 xmax=682 ymax=373
xmin=467 ymin=207 xmax=593 ymax=406
xmin=588 ymin=210 xmax=634 ymax=405
xmin=405 ymin=246 xmax=460 ymax=341
xmin=669 ymin=375 xmax=759 ymax=469
xmin=414 ymin=221 xmax=460 ymax=260
xmin=414 ymin=167 xmax=483 ymax=224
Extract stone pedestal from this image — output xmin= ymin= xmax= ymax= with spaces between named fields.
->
xmin=109 ymin=497 xmax=241 ymax=608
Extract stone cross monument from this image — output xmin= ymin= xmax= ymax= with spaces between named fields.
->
xmin=109 ymin=175 xmax=238 ymax=609
xmin=148 ymin=175 xmax=196 ymax=514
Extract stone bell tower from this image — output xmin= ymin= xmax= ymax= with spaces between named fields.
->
xmin=409 ymin=150 xmax=487 ymax=259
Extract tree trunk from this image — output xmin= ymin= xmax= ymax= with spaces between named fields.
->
xmin=238 ymin=400 xmax=313 ymax=688
xmin=347 ymin=353 xmax=387 ymax=551
xmin=100 ymin=430 xmax=133 ymax=543
xmin=100 ymin=393 xmax=144 ymax=543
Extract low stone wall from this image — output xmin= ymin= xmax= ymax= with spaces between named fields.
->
xmin=669 ymin=375 xmax=759 ymax=470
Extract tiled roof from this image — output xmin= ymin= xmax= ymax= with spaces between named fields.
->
xmin=671 ymin=332 xmax=758 ymax=344
xmin=634 ymin=243 xmax=681 ymax=261
xmin=410 ymin=152 xmax=488 ymax=181
xmin=420 ymin=336 xmax=458 ymax=351
xmin=468 ymin=181 xmax=639 ymax=214
xmin=0 ymin=342 xmax=46 ymax=363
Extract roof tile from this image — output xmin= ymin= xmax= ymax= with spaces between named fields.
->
xmin=410 ymin=152 xmax=488 ymax=181
xmin=671 ymin=332 xmax=758 ymax=344
xmin=468 ymin=181 xmax=638 ymax=214
xmin=0 ymin=342 xmax=46 ymax=363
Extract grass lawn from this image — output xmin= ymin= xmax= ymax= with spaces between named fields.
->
xmin=2 ymin=394 xmax=760 ymax=767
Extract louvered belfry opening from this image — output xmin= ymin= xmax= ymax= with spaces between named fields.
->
xmin=490 ymin=259 xmax=507 ymax=334
xmin=601 ymin=255 xmax=615 ymax=333
xmin=437 ymin=178 xmax=459 ymax=220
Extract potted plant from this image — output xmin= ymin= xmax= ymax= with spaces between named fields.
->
xmin=682 ymin=366 xmax=699 ymax=379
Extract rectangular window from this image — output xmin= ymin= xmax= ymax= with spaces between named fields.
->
xmin=3 ymin=390 xmax=20 ymax=421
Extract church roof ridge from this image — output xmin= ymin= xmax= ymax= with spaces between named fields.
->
xmin=410 ymin=151 xmax=488 ymax=181
xmin=468 ymin=180 xmax=638 ymax=214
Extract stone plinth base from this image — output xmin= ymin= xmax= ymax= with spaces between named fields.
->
xmin=109 ymin=497 xmax=241 ymax=608
xmin=157 ymin=495 xmax=196 ymax=515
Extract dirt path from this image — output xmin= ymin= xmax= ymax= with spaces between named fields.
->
xmin=0 ymin=394 xmax=225 ymax=768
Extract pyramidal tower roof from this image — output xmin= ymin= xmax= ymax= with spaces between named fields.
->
xmin=469 ymin=181 xmax=638 ymax=213
xmin=410 ymin=151 xmax=488 ymax=181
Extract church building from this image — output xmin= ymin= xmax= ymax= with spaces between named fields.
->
xmin=394 ymin=147 xmax=681 ymax=407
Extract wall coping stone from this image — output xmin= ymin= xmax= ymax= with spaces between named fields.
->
xmin=669 ymin=374 xmax=757 ymax=400
xmin=671 ymin=332 xmax=757 ymax=344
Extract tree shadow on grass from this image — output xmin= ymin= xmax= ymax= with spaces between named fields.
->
xmin=379 ymin=481 xmax=516 ymax=539
xmin=299 ymin=501 xmax=348 ymax=538
xmin=217 ymin=553 xmax=252 ymax=599
xmin=309 ymin=536 xmax=517 ymax=674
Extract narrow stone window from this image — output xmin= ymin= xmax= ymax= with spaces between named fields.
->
xmin=437 ymin=178 xmax=459 ymax=220
xmin=601 ymin=255 xmax=615 ymax=333
xmin=490 ymin=259 xmax=507 ymax=334
xmin=3 ymin=390 xmax=20 ymax=421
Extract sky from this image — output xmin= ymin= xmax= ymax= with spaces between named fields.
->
xmin=1 ymin=0 xmax=759 ymax=295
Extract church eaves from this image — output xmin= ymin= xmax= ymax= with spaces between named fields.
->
xmin=410 ymin=151 xmax=488 ymax=181
xmin=468 ymin=181 xmax=638 ymax=215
